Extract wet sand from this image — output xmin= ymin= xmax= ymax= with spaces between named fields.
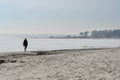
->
xmin=0 ymin=48 xmax=120 ymax=80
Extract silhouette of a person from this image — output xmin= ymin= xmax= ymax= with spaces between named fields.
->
xmin=23 ymin=38 xmax=28 ymax=52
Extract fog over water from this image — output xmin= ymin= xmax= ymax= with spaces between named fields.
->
xmin=0 ymin=35 xmax=120 ymax=52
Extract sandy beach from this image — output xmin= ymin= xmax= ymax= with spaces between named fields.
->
xmin=0 ymin=48 xmax=120 ymax=80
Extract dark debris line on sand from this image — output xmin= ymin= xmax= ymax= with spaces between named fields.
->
xmin=0 ymin=60 xmax=5 ymax=64
xmin=0 ymin=48 xmax=111 ymax=65
xmin=0 ymin=51 xmax=57 ymax=65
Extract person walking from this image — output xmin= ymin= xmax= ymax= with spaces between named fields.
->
xmin=23 ymin=38 xmax=28 ymax=52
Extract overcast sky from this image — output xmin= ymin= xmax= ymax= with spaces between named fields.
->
xmin=0 ymin=0 xmax=120 ymax=34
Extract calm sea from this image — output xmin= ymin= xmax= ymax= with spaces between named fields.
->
xmin=0 ymin=35 xmax=120 ymax=52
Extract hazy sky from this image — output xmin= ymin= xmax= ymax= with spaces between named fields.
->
xmin=0 ymin=0 xmax=120 ymax=34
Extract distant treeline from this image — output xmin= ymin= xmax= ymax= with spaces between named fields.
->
xmin=50 ymin=29 xmax=120 ymax=39
xmin=79 ymin=29 xmax=120 ymax=38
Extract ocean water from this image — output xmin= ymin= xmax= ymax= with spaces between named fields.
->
xmin=0 ymin=35 xmax=120 ymax=52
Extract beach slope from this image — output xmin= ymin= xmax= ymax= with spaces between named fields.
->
xmin=0 ymin=48 xmax=120 ymax=80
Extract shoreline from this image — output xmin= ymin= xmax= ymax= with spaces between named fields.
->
xmin=0 ymin=47 xmax=117 ymax=53
xmin=0 ymin=47 xmax=120 ymax=80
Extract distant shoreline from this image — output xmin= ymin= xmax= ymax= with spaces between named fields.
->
xmin=50 ymin=36 xmax=120 ymax=39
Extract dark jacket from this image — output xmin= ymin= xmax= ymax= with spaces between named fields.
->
xmin=23 ymin=39 xmax=28 ymax=47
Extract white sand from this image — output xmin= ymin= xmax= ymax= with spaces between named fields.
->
xmin=0 ymin=48 xmax=120 ymax=80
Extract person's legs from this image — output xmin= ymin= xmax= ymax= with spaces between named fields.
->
xmin=24 ymin=46 xmax=27 ymax=52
